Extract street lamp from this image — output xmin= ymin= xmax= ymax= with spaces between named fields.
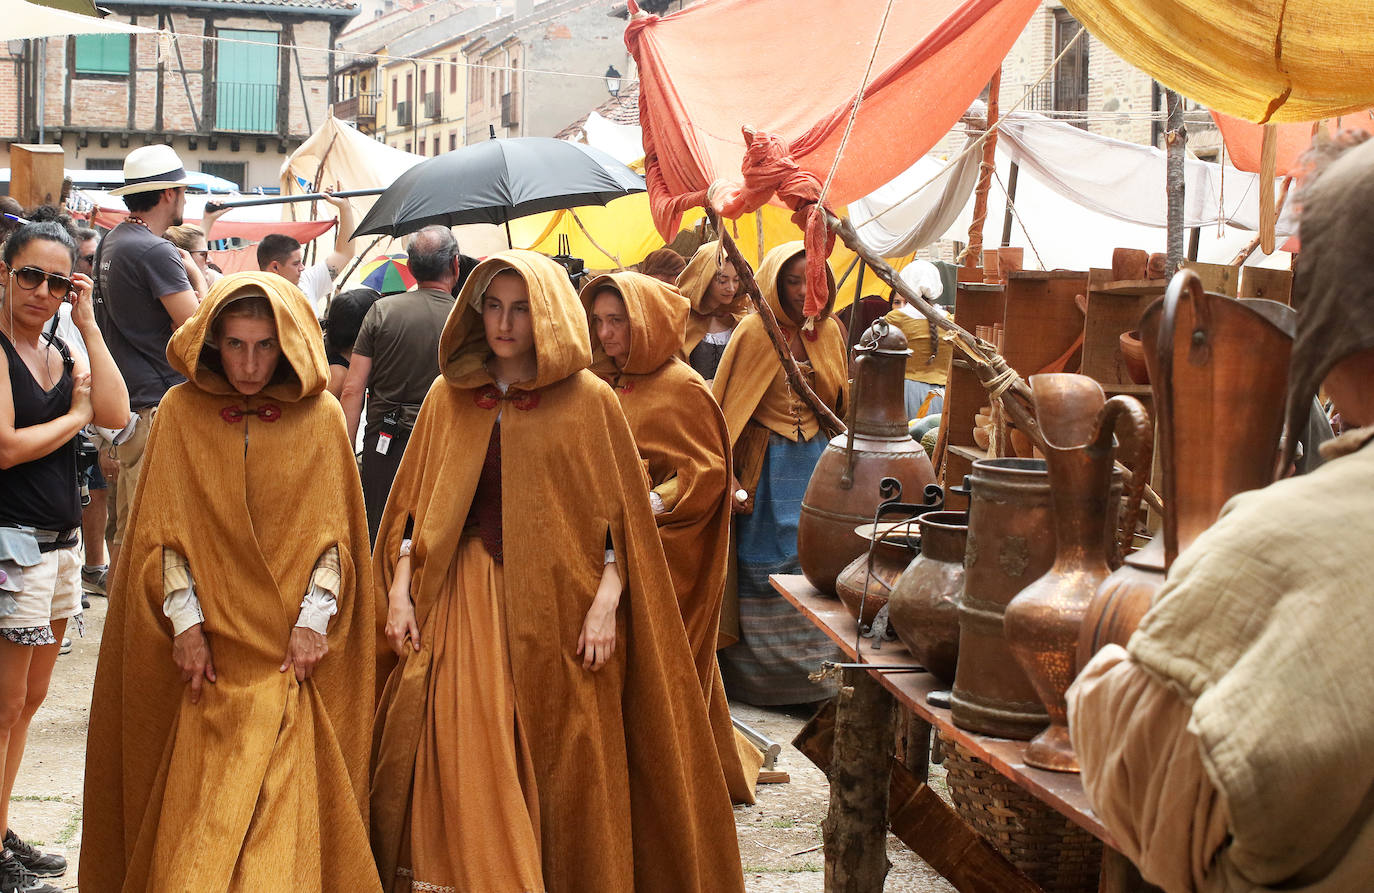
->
xmin=604 ymin=65 xmax=621 ymax=98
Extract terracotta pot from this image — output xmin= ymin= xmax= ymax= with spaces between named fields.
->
xmin=835 ymin=523 xmax=920 ymax=628
xmin=1111 ymin=247 xmax=1149 ymax=281
xmin=1118 ymin=329 xmax=1149 ymax=384
xmin=888 ymin=511 xmax=967 ymax=686
xmin=800 ymin=320 xmax=938 ymax=594
xmin=950 ymin=458 xmax=1053 ymax=739
xmin=1077 ymin=272 xmax=1294 ymax=662
xmin=1004 ymin=374 xmax=1145 ymax=772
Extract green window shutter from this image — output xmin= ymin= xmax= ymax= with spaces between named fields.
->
xmin=215 ymin=30 xmax=278 ymax=132
xmin=74 ymin=34 xmax=130 ymax=75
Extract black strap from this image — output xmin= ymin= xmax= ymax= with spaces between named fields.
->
xmin=93 ymin=224 xmax=176 ymax=395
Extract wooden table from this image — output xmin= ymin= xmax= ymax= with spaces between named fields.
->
xmin=772 ymin=574 xmax=1155 ymax=893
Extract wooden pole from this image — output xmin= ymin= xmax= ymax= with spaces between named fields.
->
xmin=1164 ymin=89 xmax=1188 ymax=277
xmin=1000 ymin=161 xmax=1019 ymax=247
xmin=822 ymin=668 xmax=896 ymax=891
xmin=966 ymin=68 xmax=1002 ymax=268
xmin=1230 ymin=176 xmax=1293 ymax=266
xmin=707 ymin=208 xmax=847 ymax=438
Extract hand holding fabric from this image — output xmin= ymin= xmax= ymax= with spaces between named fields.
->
xmin=280 ymin=628 xmax=329 ymax=681
xmin=172 ymin=623 xmax=216 ymax=704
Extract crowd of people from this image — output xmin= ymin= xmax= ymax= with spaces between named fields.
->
xmin=2 ymin=142 xmax=942 ymax=893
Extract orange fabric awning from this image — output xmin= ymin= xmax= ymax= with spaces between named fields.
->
xmin=625 ymin=0 xmax=1040 ymax=241
xmin=1211 ymin=111 xmax=1374 ymax=176
xmin=91 ymin=208 xmax=336 ymax=244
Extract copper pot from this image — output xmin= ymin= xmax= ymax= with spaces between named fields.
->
xmin=1077 ymin=272 xmax=1293 ymax=662
xmin=950 ymin=458 xmax=1053 ymax=739
xmin=888 ymin=510 xmax=967 ymax=686
xmin=1004 ymin=374 xmax=1145 ymax=772
xmin=799 ymin=320 xmax=938 ymax=594
xmin=834 ymin=522 xmax=919 ymax=628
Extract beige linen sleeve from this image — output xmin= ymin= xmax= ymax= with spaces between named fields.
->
xmin=161 ymin=548 xmax=204 ymax=636
xmin=1067 ymin=645 xmax=1231 ymax=893
xmin=296 ymin=545 xmax=342 ymax=635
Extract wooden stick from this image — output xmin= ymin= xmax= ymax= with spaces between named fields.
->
xmin=707 ymin=208 xmax=847 ymax=438
xmin=967 ymin=67 xmax=1001 ymax=264
xmin=1230 ymin=175 xmax=1293 ymax=266
xmin=569 ymin=208 xmax=623 ymax=269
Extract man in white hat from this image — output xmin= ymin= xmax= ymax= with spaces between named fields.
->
xmin=95 ymin=144 xmax=204 ymax=577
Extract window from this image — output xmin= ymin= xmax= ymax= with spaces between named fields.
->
xmin=84 ymin=158 xmax=124 ymax=170
xmin=433 ymin=136 xmax=440 ymax=155
xmin=449 ymin=132 xmax=457 ymax=151
xmin=215 ymin=29 xmax=278 ymax=132
xmin=1053 ymin=10 xmax=1089 ymax=128
xmin=470 ymin=66 xmax=480 ymax=101
xmin=490 ymin=71 xmax=497 ymax=104
xmin=420 ymin=68 xmax=427 ymax=97
xmin=74 ymin=34 xmax=130 ymax=75
xmin=450 ymin=56 xmax=458 ymax=93
xmin=406 ymin=72 xmax=413 ymax=104
xmin=201 ymin=161 xmax=246 ymax=191
xmin=405 ymin=141 xmax=412 ymax=153
xmin=392 ymin=76 xmax=398 ymax=109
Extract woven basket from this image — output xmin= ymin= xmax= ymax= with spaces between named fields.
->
xmin=938 ymin=731 xmax=1103 ymax=893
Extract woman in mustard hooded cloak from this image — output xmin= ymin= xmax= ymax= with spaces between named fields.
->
xmin=676 ymin=240 xmax=752 ymax=383
xmin=711 ymin=242 xmax=848 ymax=706
xmin=370 ymin=250 xmax=744 ymax=893
xmin=581 ymin=270 xmax=764 ymax=805
xmin=80 ymin=272 xmax=378 ymax=891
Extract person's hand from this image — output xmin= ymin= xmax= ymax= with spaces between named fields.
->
xmin=280 ymin=627 xmax=329 ymax=681
xmin=321 ymin=183 xmax=349 ymax=210
xmin=68 ymin=272 xmax=96 ymax=330
xmin=200 ymin=203 xmax=229 ymax=239
xmin=172 ymin=623 xmax=216 ymax=704
xmin=69 ymin=372 xmax=93 ymax=426
xmin=577 ymin=597 xmax=618 ymax=671
xmin=385 ymin=587 xmax=421 ymax=656
xmin=98 ymin=449 xmax=119 ymax=481
xmin=729 ymin=476 xmax=753 ymax=515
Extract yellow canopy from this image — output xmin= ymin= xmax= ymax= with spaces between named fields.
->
xmin=1063 ymin=0 xmax=1374 ymax=122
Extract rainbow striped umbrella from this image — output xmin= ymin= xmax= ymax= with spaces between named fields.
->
xmin=358 ymin=254 xmax=416 ymax=295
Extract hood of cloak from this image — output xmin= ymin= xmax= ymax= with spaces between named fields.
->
xmin=167 ymin=271 xmax=328 ymax=402
xmin=1282 ymin=137 xmax=1374 ymax=471
xmin=757 ymin=241 xmax=836 ymax=328
xmin=677 ymin=240 xmax=753 ymax=319
xmin=581 ymin=270 xmax=690 ymax=376
xmin=439 ymin=249 xmax=592 ymax=392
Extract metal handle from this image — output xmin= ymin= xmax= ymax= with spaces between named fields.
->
xmin=1155 ymin=268 xmax=1204 ymax=568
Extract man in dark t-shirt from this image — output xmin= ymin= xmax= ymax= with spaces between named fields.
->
xmin=340 ymin=225 xmax=459 ymax=542
xmin=96 ymin=144 xmax=202 ymax=574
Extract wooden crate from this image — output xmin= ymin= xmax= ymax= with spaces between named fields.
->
xmin=1238 ymin=267 xmax=1293 ymax=304
xmin=1181 ymin=260 xmax=1238 ymax=296
xmin=10 ymin=144 xmax=65 ymax=210
xmin=1000 ymin=270 xmax=1088 ymax=378
xmin=1078 ymin=269 xmax=1164 ymax=386
xmin=939 ymin=283 xmax=1005 ymax=511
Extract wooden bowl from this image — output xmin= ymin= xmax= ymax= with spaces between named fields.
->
xmin=972 ymin=426 xmax=991 ymax=450
xmin=1119 ymin=330 xmax=1149 ymax=384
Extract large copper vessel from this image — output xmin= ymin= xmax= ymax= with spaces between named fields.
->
xmin=799 ymin=320 xmax=938 ymax=594
xmin=1077 ymin=272 xmax=1294 ymax=665
xmin=888 ymin=510 xmax=968 ymax=686
xmin=834 ymin=522 xmax=919 ymax=628
xmin=1004 ymin=374 xmax=1144 ymax=772
xmin=950 ymin=458 xmax=1053 ymax=739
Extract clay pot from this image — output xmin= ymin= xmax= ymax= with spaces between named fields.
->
xmin=1146 ymin=252 xmax=1168 ymax=279
xmin=888 ymin=511 xmax=967 ymax=686
xmin=1004 ymin=374 xmax=1145 ymax=772
xmin=835 ymin=523 xmax=920 ymax=628
xmin=800 ymin=320 xmax=938 ymax=594
xmin=950 ymin=458 xmax=1054 ymax=739
xmin=1111 ymin=247 xmax=1149 ymax=281
xmin=1077 ymin=272 xmax=1295 ymax=662
xmin=1118 ymin=330 xmax=1149 ymax=384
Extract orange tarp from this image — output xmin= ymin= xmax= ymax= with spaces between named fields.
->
xmin=1211 ymin=111 xmax=1374 ymax=176
xmin=625 ymin=0 xmax=1040 ymax=240
xmin=90 ymin=208 xmax=336 ymax=244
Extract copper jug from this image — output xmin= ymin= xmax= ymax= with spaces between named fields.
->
xmin=1004 ymin=374 xmax=1145 ymax=772
xmin=1077 ymin=272 xmax=1294 ymax=665
xmin=799 ymin=320 xmax=938 ymax=594
xmin=950 ymin=458 xmax=1053 ymax=739
xmin=888 ymin=510 xmax=968 ymax=687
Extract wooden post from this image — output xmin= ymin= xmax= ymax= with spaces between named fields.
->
xmin=1164 ymin=89 xmax=1187 ymax=277
xmin=823 ymin=667 xmax=896 ymax=892
xmin=966 ymin=68 xmax=1002 ymax=268
xmin=1000 ymin=161 xmax=1019 ymax=247
xmin=707 ymin=207 xmax=847 ymax=438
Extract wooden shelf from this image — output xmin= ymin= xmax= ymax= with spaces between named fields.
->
xmin=948 ymin=444 xmax=989 ymax=463
xmin=1102 ymin=383 xmax=1152 ymax=397
xmin=1094 ymin=279 xmax=1167 ymax=296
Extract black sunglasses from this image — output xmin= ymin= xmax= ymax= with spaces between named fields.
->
xmin=12 ymin=266 xmax=74 ymax=299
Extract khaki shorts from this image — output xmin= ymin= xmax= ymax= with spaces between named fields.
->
xmin=111 ymin=406 xmax=155 ymax=547
xmin=0 ymin=543 xmax=82 ymax=636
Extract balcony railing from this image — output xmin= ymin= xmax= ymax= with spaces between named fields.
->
xmin=501 ymin=91 xmax=518 ymax=128
xmin=333 ymin=92 xmax=378 ymax=123
xmin=422 ymin=91 xmax=441 ymax=119
xmin=216 ymin=82 xmax=278 ymax=133
xmin=396 ymin=100 xmax=413 ymax=127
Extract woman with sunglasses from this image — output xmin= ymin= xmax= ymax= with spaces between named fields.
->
xmin=0 ymin=221 xmax=129 ymax=893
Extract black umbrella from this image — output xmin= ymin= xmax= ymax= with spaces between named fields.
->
xmin=352 ymin=136 xmax=646 ymax=241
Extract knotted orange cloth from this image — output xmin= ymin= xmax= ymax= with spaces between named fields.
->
xmin=370 ymin=251 xmax=745 ymax=893
xmin=677 ymin=239 xmax=753 ymax=358
xmin=582 ymin=270 xmax=765 ymax=805
xmin=81 ymin=273 xmax=378 ymax=892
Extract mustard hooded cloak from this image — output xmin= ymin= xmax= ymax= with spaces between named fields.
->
xmin=81 ymin=272 xmax=378 ymax=892
xmin=677 ymin=240 xmax=753 ymax=359
xmin=582 ymin=270 xmax=764 ymax=804
xmin=370 ymin=251 xmax=744 ymax=892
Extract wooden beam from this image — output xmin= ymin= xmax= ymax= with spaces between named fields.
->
xmin=823 ymin=667 xmax=896 ymax=892
xmin=967 ymin=68 xmax=1001 ymax=266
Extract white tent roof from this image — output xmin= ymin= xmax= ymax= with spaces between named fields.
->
xmin=6 ymin=1 xmax=151 ymax=40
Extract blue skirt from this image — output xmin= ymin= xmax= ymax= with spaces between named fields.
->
xmin=719 ymin=433 xmax=841 ymax=706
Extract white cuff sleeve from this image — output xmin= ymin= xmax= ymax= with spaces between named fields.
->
xmin=604 ymin=549 xmax=616 ymax=565
xmin=163 ymin=581 xmax=205 ymax=637
xmin=649 ymin=491 xmax=666 ymax=514
xmin=295 ymin=585 xmax=339 ymax=635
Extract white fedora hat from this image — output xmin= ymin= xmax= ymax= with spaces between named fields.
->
xmin=110 ymin=144 xmax=191 ymax=196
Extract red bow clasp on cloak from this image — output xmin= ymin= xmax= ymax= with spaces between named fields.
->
xmin=220 ymin=403 xmax=282 ymax=424
xmin=473 ymin=385 xmax=541 ymax=412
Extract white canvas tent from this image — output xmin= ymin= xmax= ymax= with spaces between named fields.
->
xmin=6 ymin=0 xmax=150 ymax=39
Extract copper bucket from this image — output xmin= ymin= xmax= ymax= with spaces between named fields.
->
xmin=950 ymin=458 xmax=1053 ymax=739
